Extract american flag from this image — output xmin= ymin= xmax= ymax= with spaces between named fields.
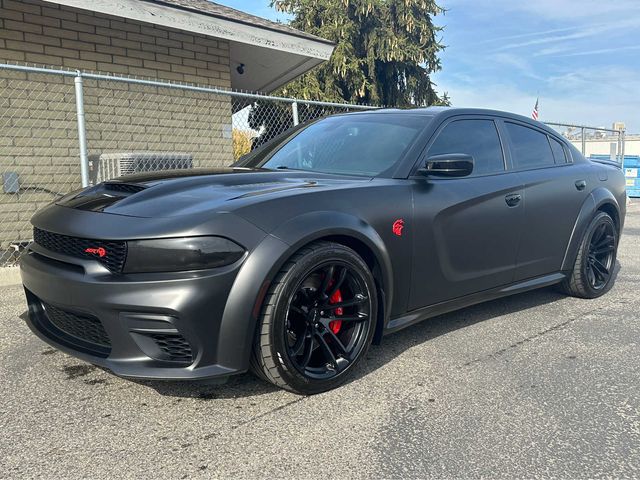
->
xmin=532 ymin=98 xmax=539 ymax=120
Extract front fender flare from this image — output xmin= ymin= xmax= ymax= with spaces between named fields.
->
xmin=273 ymin=211 xmax=393 ymax=302
xmin=216 ymin=211 xmax=393 ymax=373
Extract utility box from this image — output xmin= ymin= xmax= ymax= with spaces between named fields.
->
xmin=2 ymin=172 xmax=19 ymax=194
xmin=88 ymin=152 xmax=194 ymax=184
xmin=624 ymin=156 xmax=640 ymax=198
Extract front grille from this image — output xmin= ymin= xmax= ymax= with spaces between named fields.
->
xmin=43 ymin=302 xmax=111 ymax=348
xmin=33 ymin=227 xmax=127 ymax=273
xmin=148 ymin=333 xmax=193 ymax=363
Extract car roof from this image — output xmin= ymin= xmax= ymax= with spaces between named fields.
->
xmin=346 ymin=106 xmax=530 ymax=121
xmin=342 ymin=106 xmax=562 ymax=139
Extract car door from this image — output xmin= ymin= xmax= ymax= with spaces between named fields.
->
xmin=501 ymin=120 xmax=591 ymax=280
xmin=408 ymin=117 xmax=524 ymax=310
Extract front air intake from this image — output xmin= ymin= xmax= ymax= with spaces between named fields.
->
xmin=33 ymin=227 xmax=127 ymax=274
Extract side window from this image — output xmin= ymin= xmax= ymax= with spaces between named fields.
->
xmin=505 ymin=122 xmax=555 ymax=169
xmin=549 ymin=136 xmax=568 ymax=164
xmin=427 ymin=119 xmax=504 ymax=176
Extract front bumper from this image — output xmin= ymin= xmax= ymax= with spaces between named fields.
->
xmin=20 ymin=244 xmax=245 ymax=380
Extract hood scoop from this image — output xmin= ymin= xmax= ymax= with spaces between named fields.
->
xmin=103 ymin=182 xmax=147 ymax=194
xmin=57 ymin=182 xmax=148 ymax=212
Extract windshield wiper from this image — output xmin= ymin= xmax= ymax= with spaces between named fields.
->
xmin=262 ymin=165 xmax=316 ymax=173
xmin=272 ymin=165 xmax=307 ymax=171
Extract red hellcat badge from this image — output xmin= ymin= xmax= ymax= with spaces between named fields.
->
xmin=392 ymin=219 xmax=404 ymax=237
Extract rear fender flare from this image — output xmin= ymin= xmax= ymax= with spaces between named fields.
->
xmin=561 ymin=188 xmax=620 ymax=270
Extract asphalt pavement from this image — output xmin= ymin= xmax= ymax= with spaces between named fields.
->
xmin=1 ymin=203 xmax=639 ymax=479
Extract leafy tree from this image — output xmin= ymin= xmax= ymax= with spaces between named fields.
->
xmin=232 ymin=129 xmax=255 ymax=159
xmin=273 ymin=0 xmax=448 ymax=107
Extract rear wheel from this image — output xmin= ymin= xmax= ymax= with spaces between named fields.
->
xmin=251 ymin=241 xmax=377 ymax=394
xmin=560 ymin=211 xmax=618 ymax=298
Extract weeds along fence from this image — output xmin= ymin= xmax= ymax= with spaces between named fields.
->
xmin=0 ymin=62 xmax=627 ymax=266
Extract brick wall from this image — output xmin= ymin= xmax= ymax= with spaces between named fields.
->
xmin=0 ymin=0 xmax=235 ymax=258
xmin=0 ymin=0 xmax=232 ymax=85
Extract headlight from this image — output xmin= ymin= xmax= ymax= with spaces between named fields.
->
xmin=123 ymin=236 xmax=245 ymax=273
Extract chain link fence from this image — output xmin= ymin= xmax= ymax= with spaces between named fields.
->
xmin=0 ymin=63 xmax=373 ymax=266
xmin=0 ymin=68 xmax=81 ymax=266
xmin=0 ymin=63 xmax=629 ymax=267
xmin=546 ymin=121 xmax=626 ymax=163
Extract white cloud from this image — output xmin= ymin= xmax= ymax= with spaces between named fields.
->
xmin=476 ymin=25 xmax=585 ymax=45
xmin=533 ymin=45 xmax=574 ymax=57
xmin=445 ymin=0 xmax=640 ymax=20
xmin=543 ymin=45 xmax=640 ymax=58
xmin=488 ymin=53 xmax=544 ymax=80
xmin=493 ymin=18 xmax=640 ymax=52
xmin=511 ymin=0 xmax=640 ymax=19
xmin=435 ymin=0 xmax=640 ymax=132
xmin=440 ymin=67 xmax=640 ymax=131
xmin=546 ymin=67 xmax=639 ymax=96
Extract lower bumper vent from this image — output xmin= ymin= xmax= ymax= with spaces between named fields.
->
xmin=147 ymin=333 xmax=193 ymax=363
xmin=43 ymin=302 xmax=111 ymax=348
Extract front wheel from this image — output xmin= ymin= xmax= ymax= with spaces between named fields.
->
xmin=251 ymin=241 xmax=377 ymax=394
xmin=560 ymin=211 xmax=618 ymax=298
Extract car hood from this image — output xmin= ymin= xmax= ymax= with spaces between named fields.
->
xmin=56 ymin=168 xmax=370 ymax=218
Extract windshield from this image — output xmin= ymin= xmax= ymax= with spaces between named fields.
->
xmin=245 ymin=114 xmax=430 ymax=177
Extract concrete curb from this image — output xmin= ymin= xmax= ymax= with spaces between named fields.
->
xmin=0 ymin=267 xmax=21 ymax=287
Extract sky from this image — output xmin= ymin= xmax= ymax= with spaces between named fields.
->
xmin=218 ymin=0 xmax=640 ymax=132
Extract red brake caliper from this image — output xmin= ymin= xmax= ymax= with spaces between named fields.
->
xmin=328 ymin=287 xmax=343 ymax=334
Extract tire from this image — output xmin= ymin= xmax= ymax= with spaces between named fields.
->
xmin=250 ymin=241 xmax=377 ymax=395
xmin=560 ymin=211 xmax=618 ymax=299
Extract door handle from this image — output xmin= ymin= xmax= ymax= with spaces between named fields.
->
xmin=505 ymin=193 xmax=521 ymax=207
xmin=575 ymin=180 xmax=587 ymax=191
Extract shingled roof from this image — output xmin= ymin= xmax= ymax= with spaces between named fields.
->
xmin=150 ymin=0 xmax=334 ymax=45
xmin=43 ymin=0 xmax=335 ymax=91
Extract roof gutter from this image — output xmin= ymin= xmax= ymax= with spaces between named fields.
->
xmin=41 ymin=0 xmax=335 ymax=60
xmin=148 ymin=0 xmax=336 ymax=47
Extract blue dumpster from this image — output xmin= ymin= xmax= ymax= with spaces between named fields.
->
xmin=590 ymin=155 xmax=640 ymax=198
xmin=622 ymin=156 xmax=640 ymax=198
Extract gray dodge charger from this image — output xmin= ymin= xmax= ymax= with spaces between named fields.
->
xmin=20 ymin=107 xmax=626 ymax=394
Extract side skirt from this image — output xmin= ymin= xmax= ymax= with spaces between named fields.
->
xmin=384 ymin=272 xmax=566 ymax=335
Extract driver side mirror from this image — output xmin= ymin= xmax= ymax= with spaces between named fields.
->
xmin=421 ymin=153 xmax=474 ymax=177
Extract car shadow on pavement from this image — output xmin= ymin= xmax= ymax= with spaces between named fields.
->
xmin=135 ymin=291 xmax=565 ymax=399
xmin=351 ymin=261 xmax=622 ymax=385
xmin=131 ymin=262 xmax=622 ymax=399
xmin=134 ymin=375 xmax=281 ymax=399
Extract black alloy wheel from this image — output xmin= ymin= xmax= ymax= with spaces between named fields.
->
xmin=251 ymin=241 xmax=377 ymax=394
xmin=585 ymin=219 xmax=616 ymax=290
xmin=285 ymin=263 xmax=371 ymax=379
xmin=561 ymin=211 xmax=618 ymax=299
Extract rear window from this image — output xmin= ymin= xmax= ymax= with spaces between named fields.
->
xmin=505 ymin=122 xmax=555 ymax=169
xmin=549 ymin=136 xmax=568 ymax=163
xmin=252 ymin=114 xmax=430 ymax=176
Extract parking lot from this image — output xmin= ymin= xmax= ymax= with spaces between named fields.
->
xmin=0 ymin=203 xmax=638 ymax=479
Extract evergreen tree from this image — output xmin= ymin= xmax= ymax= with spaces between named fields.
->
xmin=247 ymin=0 xmax=448 ymax=148
xmin=273 ymin=0 xmax=448 ymax=107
